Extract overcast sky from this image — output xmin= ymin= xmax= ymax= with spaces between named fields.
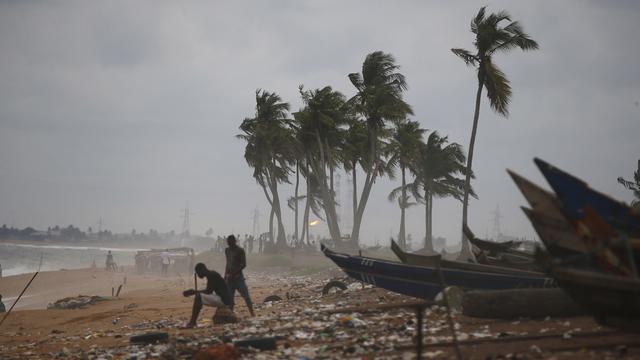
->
xmin=1 ymin=1 xmax=638 ymax=247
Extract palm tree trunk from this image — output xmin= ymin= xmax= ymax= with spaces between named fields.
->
xmin=267 ymin=166 xmax=287 ymax=248
xmin=302 ymin=161 xmax=311 ymax=244
xmin=269 ymin=206 xmax=275 ymax=244
xmin=294 ymin=162 xmax=299 ymax=245
xmin=314 ymin=129 xmax=342 ymax=243
xmin=351 ymin=127 xmax=378 ymax=246
xmin=428 ymin=193 xmax=433 ymax=250
xmin=352 ymin=165 xmax=358 ymax=226
xmin=398 ymin=165 xmax=406 ymax=249
xmin=424 ymin=193 xmax=429 ymax=250
xmin=460 ymin=80 xmax=483 ymax=259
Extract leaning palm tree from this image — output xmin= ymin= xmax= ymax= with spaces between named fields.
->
xmin=294 ymin=85 xmax=349 ymax=243
xmin=339 ymin=118 xmax=368 ymax=231
xmin=347 ymin=51 xmax=413 ymax=246
xmin=387 ymin=119 xmax=425 ymax=249
xmin=409 ymin=132 xmax=473 ymax=251
xmin=237 ymin=90 xmax=295 ymax=249
xmin=452 ymin=7 xmax=538 ymax=257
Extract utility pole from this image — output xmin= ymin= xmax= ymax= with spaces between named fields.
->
xmin=180 ymin=201 xmax=193 ymax=246
xmin=491 ymin=204 xmax=503 ymax=241
xmin=251 ymin=206 xmax=260 ymax=239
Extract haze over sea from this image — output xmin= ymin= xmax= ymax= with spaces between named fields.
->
xmin=0 ymin=243 xmax=143 ymax=276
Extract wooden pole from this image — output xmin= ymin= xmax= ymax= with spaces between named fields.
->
xmin=0 ymin=271 xmax=39 ymax=328
xmin=436 ymin=265 xmax=462 ymax=360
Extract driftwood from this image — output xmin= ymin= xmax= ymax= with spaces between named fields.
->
xmin=462 ymin=288 xmax=585 ymax=319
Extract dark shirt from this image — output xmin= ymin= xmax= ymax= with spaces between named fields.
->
xmin=203 ymin=270 xmax=232 ymax=306
xmin=225 ymin=245 xmax=246 ymax=277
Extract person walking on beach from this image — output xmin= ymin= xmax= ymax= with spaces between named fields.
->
xmin=0 ymin=294 xmax=6 ymax=313
xmin=182 ymin=263 xmax=232 ymax=328
xmin=105 ymin=251 xmax=116 ymax=272
xmin=224 ymin=235 xmax=255 ymax=316
xmin=160 ymin=250 xmax=170 ymax=276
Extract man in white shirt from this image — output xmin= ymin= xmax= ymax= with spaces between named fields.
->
xmin=160 ymin=250 xmax=170 ymax=276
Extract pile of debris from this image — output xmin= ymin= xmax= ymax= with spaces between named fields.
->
xmin=47 ymin=295 xmax=111 ymax=310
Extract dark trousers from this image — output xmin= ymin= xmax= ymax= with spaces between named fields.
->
xmin=226 ymin=275 xmax=253 ymax=310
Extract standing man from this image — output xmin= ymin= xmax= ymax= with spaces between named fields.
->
xmin=182 ymin=263 xmax=232 ymax=328
xmin=224 ymin=235 xmax=254 ymax=316
xmin=105 ymin=251 xmax=116 ymax=272
xmin=160 ymin=249 xmax=170 ymax=276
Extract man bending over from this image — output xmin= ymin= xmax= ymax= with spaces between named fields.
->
xmin=182 ymin=263 xmax=232 ymax=328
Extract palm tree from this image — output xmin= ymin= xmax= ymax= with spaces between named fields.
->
xmin=294 ymin=85 xmax=349 ymax=243
xmin=347 ymin=51 xmax=413 ymax=246
xmin=237 ymin=90 xmax=295 ymax=248
xmin=409 ymin=132 xmax=472 ymax=251
xmin=387 ymin=119 xmax=425 ymax=249
xmin=339 ymin=118 xmax=368 ymax=233
xmin=452 ymin=7 xmax=538 ymax=257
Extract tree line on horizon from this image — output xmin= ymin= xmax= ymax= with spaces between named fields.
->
xmin=238 ymin=7 xmax=538 ymax=255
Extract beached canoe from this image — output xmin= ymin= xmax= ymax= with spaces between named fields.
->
xmin=535 ymin=158 xmax=640 ymax=237
xmin=509 ymin=170 xmax=587 ymax=255
xmin=552 ymin=266 xmax=640 ymax=328
xmin=462 ymin=225 xmax=539 ymax=271
xmin=321 ymin=244 xmax=555 ymax=300
xmin=390 ymin=239 xmax=544 ymax=277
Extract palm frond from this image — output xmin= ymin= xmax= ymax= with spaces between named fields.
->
xmin=481 ymin=60 xmax=512 ymax=116
xmin=451 ymin=48 xmax=478 ymax=66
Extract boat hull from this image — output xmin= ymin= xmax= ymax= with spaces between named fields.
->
xmin=322 ymin=245 xmax=555 ymax=300
xmin=553 ymin=267 xmax=640 ymax=327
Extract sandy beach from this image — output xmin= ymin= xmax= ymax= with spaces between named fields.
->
xmin=0 ymin=253 xmax=638 ymax=359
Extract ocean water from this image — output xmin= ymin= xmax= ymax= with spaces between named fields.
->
xmin=0 ymin=243 xmax=147 ymax=276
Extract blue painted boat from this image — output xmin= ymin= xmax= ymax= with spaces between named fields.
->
xmin=534 ymin=158 xmax=640 ymax=236
xmin=321 ymin=244 xmax=555 ymax=300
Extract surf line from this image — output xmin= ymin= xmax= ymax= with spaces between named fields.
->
xmin=0 ymin=253 xmax=43 ymax=328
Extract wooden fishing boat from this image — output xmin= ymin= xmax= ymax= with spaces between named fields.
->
xmin=462 ymin=225 xmax=540 ymax=271
xmin=508 ymin=169 xmax=588 ymax=255
xmin=390 ymin=239 xmax=545 ymax=277
xmin=321 ymin=244 xmax=555 ymax=300
xmin=535 ymin=158 xmax=640 ymax=237
xmin=521 ymin=207 xmax=589 ymax=263
xmin=552 ymin=266 xmax=640 ymax=328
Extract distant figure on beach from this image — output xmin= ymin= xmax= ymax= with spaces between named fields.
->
xmin=247 ymin=235 xmax=254 ymax=254
xmin=105 ymin=251 xmax=117 ymax=272
xmin=160 ymin=250 xmax=170 ymax=276
xmin=224 ymin=235 xmax=254 ymax=316
xmin=0 ymin=294 xmax=5 ymax=313
xmin=182 ymin=263 xmax=231 ymax=328
xmin=0 ymin=263 xmax=3 ymax=278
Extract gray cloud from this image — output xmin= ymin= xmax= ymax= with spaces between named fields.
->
xmin=0 ymin=1 xmax=639 ymax=246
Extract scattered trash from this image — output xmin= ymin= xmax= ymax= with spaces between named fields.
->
xmin=234 ymin=336 xmax=278 ymax=351
xmin=322 ymin=280 xmax=347 ymax=295
xmin=130 ymin=332 xmax=169 ymax=345
xmin=47 ymin=295 xmax=110 ymax=310
xmin=263 ymin=295 xmax=282 ymax=303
